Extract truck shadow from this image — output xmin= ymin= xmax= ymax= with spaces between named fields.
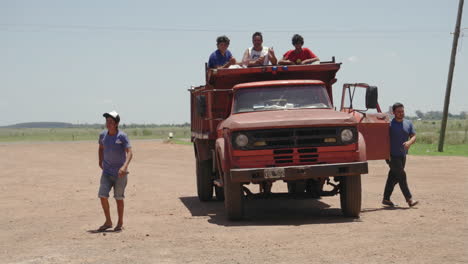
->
xmin=179 ymin=196 xmax=358 ymax=226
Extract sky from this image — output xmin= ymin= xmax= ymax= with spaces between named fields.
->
xmin=1 ymin=0 xmax=467 ymax=126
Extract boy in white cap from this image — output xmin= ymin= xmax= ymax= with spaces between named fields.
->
xmin=97 ymin=111 xmax=133 ymax=232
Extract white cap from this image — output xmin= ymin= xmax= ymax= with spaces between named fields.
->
xmin=103 ymin=110 xmax=120 ymax=122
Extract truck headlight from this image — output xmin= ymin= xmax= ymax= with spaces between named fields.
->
xmin=235 ymin=134 xmax=249 ymax=147
xmin=341 ymin=129 xmax=354 ymax=143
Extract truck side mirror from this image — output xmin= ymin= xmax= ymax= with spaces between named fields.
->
xmin=196 ymin=95 xmax=207 ymax=117
xmin=365 ymin=86 xmax=378 ymax=109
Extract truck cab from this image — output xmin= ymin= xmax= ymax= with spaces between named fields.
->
xmin=190 ymin=62 xmax=389 ymax=220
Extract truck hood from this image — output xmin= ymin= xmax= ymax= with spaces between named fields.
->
xmin=221 ymin=109 xmax=357 ymax=131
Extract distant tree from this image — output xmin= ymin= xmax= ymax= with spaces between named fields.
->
xmin=424 ymin=111 xmax=444 ymax=120
xmin=460 ymin=111 xmax=467 ymax=120
xmin=415 ymin=110 xmax=424 ymax=119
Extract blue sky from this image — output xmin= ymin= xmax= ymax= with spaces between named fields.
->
xmin=1 ymin=0 xmax=467 ymax=125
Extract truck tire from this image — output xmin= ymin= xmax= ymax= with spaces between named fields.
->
xmin=287 ymin=181 xmax=306 ymax=194
xmin=196 ymin=159 xmax=213 ymax=201
xmin=223 ymin=172 xmax=244 ymax=220
xmin=339 ymin=175 xmax=362 ymax=217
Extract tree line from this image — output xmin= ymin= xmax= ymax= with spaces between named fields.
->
xmin=413 ymin=111 xmax=467 ymax=120
xmin=73 ymin=122 xmax=191 ymax=129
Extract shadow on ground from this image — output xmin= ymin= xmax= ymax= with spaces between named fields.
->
xmin=179 ymin=196 xmax=359 ymax=226
xmin=361 ymin=206 xmax=410 ymax=213
xmin=86 ymin=229 xmax=122 ymax=234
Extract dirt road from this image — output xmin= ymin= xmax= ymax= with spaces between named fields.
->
xmin=0 ymin=141 xmax=467 ymax=264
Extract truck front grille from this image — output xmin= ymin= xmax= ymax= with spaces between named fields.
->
xmin=272 ymin=148 xmax=319 ymax=165
xmin=232 ymin=127 xmax=356 ymax=150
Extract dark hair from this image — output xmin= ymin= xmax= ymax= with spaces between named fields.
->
xmin=392 ymin=102 xmax=404 ymax=112
xmin=216 ymin=35 xmax=230 ymax=45
xmin=292 ymin=34 xmax=304 ymax=45
xmin=252 ymin=32 xmax=263 ymax=41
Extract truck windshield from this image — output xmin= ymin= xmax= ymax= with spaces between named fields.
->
xmin=233 ymin=85 xmax=332 ymax=113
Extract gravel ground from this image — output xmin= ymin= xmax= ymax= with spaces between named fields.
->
xmin=1 ymin=141 xmax=467 ymax=264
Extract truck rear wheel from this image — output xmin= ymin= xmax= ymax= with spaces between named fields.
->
xmin=196 ymin=159 xmax=213 ymax=201
xmin=339 ymin=175 xmax=362 ymax=217
xmin=223 ymin=172 xmax=243 ymax=220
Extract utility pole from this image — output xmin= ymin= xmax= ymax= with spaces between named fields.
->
xmin=439 ymin=0 xmax=464 ymax=152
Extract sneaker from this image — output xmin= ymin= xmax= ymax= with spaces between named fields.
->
xmin=407 ymin=199 xmax=419 ymax=207
xmin=382 ymin=199 xmax=395 ymax=207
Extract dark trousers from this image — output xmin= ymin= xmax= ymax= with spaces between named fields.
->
xmin=383 ymin=156 xmax=413 ymax=201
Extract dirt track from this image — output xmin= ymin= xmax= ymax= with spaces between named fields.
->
xmin=0 ymin=140 xmax=467 ymax=264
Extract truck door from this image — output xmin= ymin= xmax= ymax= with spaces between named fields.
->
xmin=340 ymin=83 xmax=390 ymax=160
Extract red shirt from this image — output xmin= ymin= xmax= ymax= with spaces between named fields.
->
xmin=283 ymin=48 xmax=317 ymax=64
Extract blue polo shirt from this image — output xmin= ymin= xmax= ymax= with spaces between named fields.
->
xmin=208 ymin=49 xmax=232 ymax=68
xmin=389 ymin=119 xmax=415 ymax=157
xmin=99 ymin=130 xmax=131 ymax=177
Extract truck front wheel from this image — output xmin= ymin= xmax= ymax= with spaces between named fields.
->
xmin=339 ymin=175 xmax=362 ymax=217
xmin=223 ymin=172 xmax=244 ymax=220
xmin=196 ymin=159 xmax=213 ymax=201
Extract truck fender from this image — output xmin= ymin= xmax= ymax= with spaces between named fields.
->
xmin=357 ymin=132 xmax=367 ymax=162
xmin=215 ymin=138 xmax=226 ymax=173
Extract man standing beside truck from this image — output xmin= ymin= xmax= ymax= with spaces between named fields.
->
xmin=382 ymin=103 xmax=419 ymax=208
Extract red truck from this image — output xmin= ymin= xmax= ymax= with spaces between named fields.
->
xmin=190 ymin=61 xmax=389 ymax=220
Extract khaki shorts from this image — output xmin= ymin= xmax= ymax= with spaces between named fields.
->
xmin=98 ymin=173 xmax=128 ymax=200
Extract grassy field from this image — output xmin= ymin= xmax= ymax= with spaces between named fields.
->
xmin=410 ymin=143 xmax=468 ymax=157
xmin=412 ymin=119 xmax=468 ymax=145
xmin=407 ymin=119 xmax=468 ymax=157
xmin=0 ymin=126 xmax=191 ymax=142
xmin=1 ymin=120 xmax=467 ymax=156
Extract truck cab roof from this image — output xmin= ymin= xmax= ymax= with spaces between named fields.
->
xmin=233 ymin=80 xmax=325 ymax=90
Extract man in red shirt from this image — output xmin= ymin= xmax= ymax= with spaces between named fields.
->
xmin=279 ymin=34 xmax=320 ymax=65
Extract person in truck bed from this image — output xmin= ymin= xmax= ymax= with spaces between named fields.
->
xmin=279 ymin=34 xmax=320 ymax=65
xmin=208 ymin=35 xmax=237 ymax=69
xmin=242 ymin=31 xmax=277 ymax=67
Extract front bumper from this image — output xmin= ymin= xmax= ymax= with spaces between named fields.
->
xmin=229 ymin=161 xmax=368 ymax=182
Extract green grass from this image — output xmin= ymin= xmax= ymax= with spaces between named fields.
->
xmin=409 ymin=119 xmax=468 ymax=156
xmin=413 ymin=119 xmax=468 ymax=145
xmin=409 ymin=143 xmax=468 ymax=157
xmin=0 ymin=127 xmax=191 ymax=142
